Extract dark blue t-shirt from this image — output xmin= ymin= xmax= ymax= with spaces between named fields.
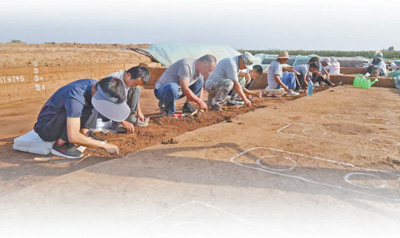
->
xmin=36 ymin=79 xmax=97 ymax=124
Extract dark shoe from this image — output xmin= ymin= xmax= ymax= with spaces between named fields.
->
xmin=87 ymin=130 xmax=105 ymax=142
xmin=182 ymin=103 xmax=195 ymax=113
xmin=210 ymin=104 xmax=221 ymax=111
xmin=51 ymin=141 xmax=83 ymax=159
xmin=227 ymin=101 xmax=236 ymax=106
xmin=111 ymin=121 xmax=127 ymax=133
xmin=163 ymin=111 xmax=175 ymax=117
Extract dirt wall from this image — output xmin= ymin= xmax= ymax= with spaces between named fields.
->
xmin=340 ymin=67 xmax=366 ymax=74
xmin=0 ymin=43 xmax=153 ymax=104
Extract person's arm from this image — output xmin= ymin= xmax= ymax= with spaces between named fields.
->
xmin=274 ymin=75 xmax=289 ymax=91
xmin=180 ymin=77 xmax=207 ymax=110
xmin=238 ymin=71 xmax=251 ymax=84
xmin=322 ymin=67 xmax=330 ymax=79
xmin=233 ymin=81 xmax=251 ymax=107
xmin=66 ymin=117 xmax=119 ymax=156
xmin=120 ymin=120 xmax=134 ymax=133
xmin=136 ymin=100 xmax=144 ymax=121
xmin=243 ymin=88 xmax=262 ymax=98
xmin=282 ymin=67 xmax=299 ymax=75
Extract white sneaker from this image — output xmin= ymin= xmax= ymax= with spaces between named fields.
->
xmin=314 ymin=82 xmax=320 ymax=87
xmin=286 ymin=90 xmax=299 ymax=96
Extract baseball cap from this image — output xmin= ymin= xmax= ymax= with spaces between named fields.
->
xmin=241 ymin=52 xmax=255 ymax=70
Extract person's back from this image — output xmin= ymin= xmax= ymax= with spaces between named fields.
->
xmin=372 ymin=58 xmax=387 ymax=76
xmin=155 ymin=58 xmax=197 ymax=89
xmin=328 ymin=58 xmax=340 ymax=74
xmin=206 ymin=55 xmax=240 ymax=88
xmin=36 ymin=79 xmax=96 ymax=122
xmin=267 ymin=59 xmax=282 ymax=89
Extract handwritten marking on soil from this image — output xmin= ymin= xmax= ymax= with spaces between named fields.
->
xmin=256 ymin=155 xmax=297 ymax=172
xmin=344 ymin=173 xmax=388 ymax=189
xmin=370 ymin=138 xmax=400 ymax=147
xmin=230 ymin=147 xmax=400 ymax=201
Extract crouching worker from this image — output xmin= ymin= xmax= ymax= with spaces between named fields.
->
xmin=205 ymin=52 xmax=255 ymax=110
xmin=34 ymin=77 xmax=130 ymax=159
xmin=228 ymin=65 xmax=263 ymax=105
xmin=154 ymin=54 xmax=217 ymax=116
xmin=264 ymin=51 xmax=299 ymax=97
xmin=107 ymin=66 xmax=150 ymax=133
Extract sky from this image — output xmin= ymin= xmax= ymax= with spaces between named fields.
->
xmin=1 ymin=0 xmax=399 ymax=51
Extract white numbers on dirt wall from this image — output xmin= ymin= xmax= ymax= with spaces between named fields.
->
xmin=32 ymin=61 xmax=46 ymax=91
xmin=0 ymin=61 xmax=46 ymax=91
xmin=0 ymin=75 xmax=25 ymax=84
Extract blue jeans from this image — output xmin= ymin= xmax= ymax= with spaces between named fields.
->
xmin=154 ymin=78 xmax=204 ymax=113
xmin=280 ymin=72 xmax=296 ymax=90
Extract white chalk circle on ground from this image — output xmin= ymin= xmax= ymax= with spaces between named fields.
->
xmin=34 ymin=75 xmax=39 ymax=82
xmin=256 ymin=155 xmax=297 ymax=172
xmin=32 ymin=61 xmax=38 ymax=67
xmin=369 ymin=138 xmax=400 ymax=147
xmin=344 ymin=172 xmax=388 ymax=189
xmin=321 ymin=113 xmax=350 ymax=119
xmin=33 ymin=68 xmax=39 ymax=74
xmin=302 ymin=127 xmax=327 ymax=136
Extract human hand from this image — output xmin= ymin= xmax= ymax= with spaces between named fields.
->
xmin=120 ymin=120 xmax=135 ymax=133
xmin=256 ymin=91 xmax=262 ymax=98
xmin=282 ymin=85 xmax=289 ymax=91
xmin=198 ymin=100 xmax=208 ymax=111
xmin=244 ymin=98 xmax=252 ymax=107
xmin=137 ymin=111 xmax=145 ymax=122
xmin=103 ymin=143 xmax=120 ymax=156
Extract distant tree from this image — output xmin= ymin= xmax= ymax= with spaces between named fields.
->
xmin=9 ymin=39 xmax=25 ymax=43
xmin=388 ymin=46 xmax=395 ymax=51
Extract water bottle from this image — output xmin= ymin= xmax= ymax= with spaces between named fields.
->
xmin=307 ymin=81 xmax=313 ymax=96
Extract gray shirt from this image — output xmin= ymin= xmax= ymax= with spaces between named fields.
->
xmin=267 ymin=59 xmax=282 ymax=89
xmin=155 ymin=59 xmax=201 ymax=90
xmin=293 ymin=64 xmax=309 ymax=75
xmin=205 ymin=55 xmax=240 ymax=89
xmin=107 ymin=70 xmax=131 ymax=96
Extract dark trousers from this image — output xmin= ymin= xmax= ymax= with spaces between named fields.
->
xmin=312 ymin=73 xmax=334 ymax=86
xmin=34 ymin=107 xmax=98 ymax=142
xmin=295 ymin=73 xmax=307 ymax=90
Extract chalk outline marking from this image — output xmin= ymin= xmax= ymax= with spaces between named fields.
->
xmin=230 ymin=147 xmax=400 ymax=202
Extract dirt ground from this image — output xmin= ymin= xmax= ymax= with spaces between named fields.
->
xmin=1 ymin=85 xmax=400 ymax=236
xmin=0 ymin=85 xmax=330 ymax=196
xmin=1 ymin=43 xmax=400 ymax=236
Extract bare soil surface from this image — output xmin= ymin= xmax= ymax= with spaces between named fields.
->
xmin=0 ymin=86 xmax=328 ymax=196
xmin=1 ymin=85 xmax=400 ymax=236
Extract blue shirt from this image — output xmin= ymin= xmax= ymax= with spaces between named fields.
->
xmin=36 ymin=79 xmax=97 ymax=124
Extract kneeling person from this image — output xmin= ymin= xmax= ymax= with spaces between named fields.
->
xmin=265 ymin=51 xmax=299 ymax=97
xmin=205 ymin=52 xmax=255 ymax=110
xmin=34 ymin=77 xmax=129 ymax=159
xmin=154 ymin=54 xmax=217 ymax=116
xmin=107 ymin=66 xmax=150 ymax=133
xmin=228 ymin=65 xmax=263 ymax=105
